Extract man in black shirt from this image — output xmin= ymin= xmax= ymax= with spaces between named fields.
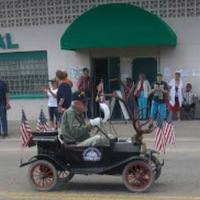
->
xmin=55 ymin=70 xmax=72 ymax=114
xmin=149 ymin=73 xmax=168 ymax=127
xmin=0 ymin=77 xmax=11 ymax=138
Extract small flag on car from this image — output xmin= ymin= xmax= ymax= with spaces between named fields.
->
xmin=164 ymin=112 xmax=176 ymax=146
xmin=20 ymin=109 xmax=33 ymax=147
xmin=154 ymin=112 xmax=166 ymax=154
xmin=36 ymin=108 xmax=49 ymax=132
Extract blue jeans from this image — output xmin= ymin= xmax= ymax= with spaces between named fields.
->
xmin=150 ymin=100 xmax=166 ymax=119
xmin=0 ymin=105 xmax=8 ymax=135
xmin=138 ymin=91 xmax=148 ymax=119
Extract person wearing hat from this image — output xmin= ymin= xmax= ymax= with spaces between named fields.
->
xmin=168 ymin=71 xmax=183 ymax=121
xmin=149 ymin=73 xmax=168 ymax=127
xmin=60 ymin=91 xmax=111 ymax=147
xmin=43 ymin=78 xmax=59 ymax=131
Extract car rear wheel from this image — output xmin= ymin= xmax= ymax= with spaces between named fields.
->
xmin=122 ymin=160 xmax=155 ymax=193
xmin=28 ymin=160 xmax=58 ymax=191
xmin=58 ymin=170 xmax=74 ymax=182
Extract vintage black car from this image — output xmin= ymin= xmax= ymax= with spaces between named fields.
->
xmin=20 ymin=80 xmax=163 ymax=192
xmin=20 ymin=130 xmax=162 ymax=193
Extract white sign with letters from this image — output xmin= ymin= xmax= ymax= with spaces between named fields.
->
xmin=69 ymin=66 xmax=84 ymax=81
xmin=180 ymin=68 xmax=189 ymax=77
xmin=163 ymin=67 xmax=172 ymax=78
xmin=192 ymin=68 xmax=200 ymax=77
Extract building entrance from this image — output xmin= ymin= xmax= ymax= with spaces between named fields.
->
xmin=92 ymin=57 xmax=121 ymax=119
xmin=132 ymin=57 xmax=157 ymax=85
xmin=132 ymin=57 xmax=157 ymax=117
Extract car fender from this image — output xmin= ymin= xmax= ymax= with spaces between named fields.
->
xmin=146 ymin=149 xmax=160 ymax=156
xmin=99 ymin=155 xmax=149 ymax=174
xmin=145 ymin=149 xmax=164 ymax=166
xmin=20 ymin=154 xmax=67 ymax=171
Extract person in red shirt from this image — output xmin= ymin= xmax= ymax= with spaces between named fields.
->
xmin=77 ymin=68 xmax=93 ymax=118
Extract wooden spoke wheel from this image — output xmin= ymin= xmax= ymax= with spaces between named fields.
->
xmin=28 ymin=160 xmax=58 ymax=191
xmin=122 ymin=160 xmax=154 ymax=193
xmin=58 ymin=170 xmax=74 ymax=182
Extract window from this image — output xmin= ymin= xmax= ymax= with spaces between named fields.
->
xmin=0 ymin=51 xmax=48 ymax=98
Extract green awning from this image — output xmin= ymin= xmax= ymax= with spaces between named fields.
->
xmin=61 ymin=3 xmax=177 ymax=50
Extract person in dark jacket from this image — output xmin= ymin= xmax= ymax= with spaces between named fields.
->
xmin=55 ymin=70 xmax=72 ymax=117
xmin=0 ymin=77 xmax=11 ymax=138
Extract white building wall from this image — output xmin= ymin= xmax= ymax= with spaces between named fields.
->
xmin=161 ymin=18 xmax=200 ymax=93
xmin=0 ymin=24 xmax=90 ymax=120
xmin=0 ymin=6 xmax=200 ymax=120
xmin=161 ymin=18 xmax=200 ymax=118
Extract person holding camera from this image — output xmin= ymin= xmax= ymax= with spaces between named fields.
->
xmin=43 ymin=79 xmax=59 ymax=131
xmin=149 ymin=73 xmax=168 ymax=127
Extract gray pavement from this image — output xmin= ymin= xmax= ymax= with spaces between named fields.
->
xmin=0 ymin=120 xmax=200 ymax=199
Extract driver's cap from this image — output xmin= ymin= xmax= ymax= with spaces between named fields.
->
xmin=72 ymin=91 xmax=90 ymax=101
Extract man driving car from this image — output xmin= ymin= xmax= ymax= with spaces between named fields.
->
xmin=60 ymin=91 xmax=111 ymax=147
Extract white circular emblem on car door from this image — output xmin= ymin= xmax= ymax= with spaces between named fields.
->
xmin=82 ymin=147 xmax=102 ymax=162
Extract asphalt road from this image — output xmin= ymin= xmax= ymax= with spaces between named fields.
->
xmin=0 ymin=121 xmax=200 ymax=200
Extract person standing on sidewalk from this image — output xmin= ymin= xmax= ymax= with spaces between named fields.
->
xmin=0 ymin=77 xmax=11 ymax=138
xmin=149 ymin=73 xmax=168 ymax=128
xmin=55 ymin=70 xmax=72 ymax=120
xmin=124 ymin=77 xmax=134 ymax=115
xmin=134 ymin=73 xmax=151 ymax=120
xmin=77 ymin=68 xmax=93 ymax=119
xmin=62 ymin=70 xmax=73 ymax=88
xmin=168 ymin=71 xmax=184 ymax=121
xmin=44 ymin=79 xmax=59 ymax=131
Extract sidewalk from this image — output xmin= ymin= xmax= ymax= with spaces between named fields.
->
xmin=4 ymin=120 xmax=200 ymax=141
xmin=1 ymin=120 xmax=200 ymax=153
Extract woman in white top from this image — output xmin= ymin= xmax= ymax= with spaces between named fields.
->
xmin=135 ymin=73 xmax=151 ymax=120
xmin=44 ymin=79 xmax=59 ymax=130
xmin=168 ymin=71 xmax=183 ymax=121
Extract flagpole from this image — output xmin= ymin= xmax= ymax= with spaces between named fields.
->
xmin=20 ymin=108 xmax=33 ymax=166
xmin=20 ymin=108 xmax=24 ymax=167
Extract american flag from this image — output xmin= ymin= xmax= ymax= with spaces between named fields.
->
xmin=155 ymin=112 xmax=166 ymax=154
xmin=36 ymin=108 xmax=49 ymax=132
xmin=20 ymin=109 xmax=33 ymax=147
xmin=164 ymin=113 xmax=176 ymax=146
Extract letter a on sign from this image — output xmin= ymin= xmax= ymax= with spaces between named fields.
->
xmin=0 ymin=34 xmax=6 ymax=49
xmin=6 ymin=33 xmax=19 ymax=49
